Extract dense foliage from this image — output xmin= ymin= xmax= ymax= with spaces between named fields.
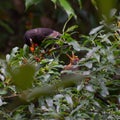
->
xmin=0 ymin=15 xmax=120 ymax=119
xmin=0 ymin=0 xmax=120 ymax=120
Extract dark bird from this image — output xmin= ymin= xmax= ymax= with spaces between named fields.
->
xmin=24 ymin=28 xmax=61 ymax=52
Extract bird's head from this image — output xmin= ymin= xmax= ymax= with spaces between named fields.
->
xmin=24 ymin=35 xmax=38 ymax=52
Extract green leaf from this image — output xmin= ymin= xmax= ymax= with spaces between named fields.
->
xmin=58 ymin=0 xmax=76 ymax=18
xmin=0 ymin=98 xmax=6 ymax=106
xmin=68 ymin=40 xmax=80 ymax=51
xmin=65 ymin=94 xmax=73 ymax=107
xmin=62 ymin=15 xmax=73 ymax=33
xmin=70 ymin=100 xmax=87 ymax=115
xmin=6 ymin=54 xmax=10 ymax=63
xmin=51 ymin=0 xmax=57 ymax=3
xmin=11 ymin=47 xmax=19 ymax=56
xmin=0 ymin=90 xmax=7 ymax=95
xmin=10 ymin=65 xmax=35 ymax=91
xmin=100 ymin=79 xmax=109 ymax=97
xmin=25 ymin=0 xmax=42 ymax=9
xmin=94 ymin=53 xmax=100 ymax=62
xmin=85 ymin=62 xmax=93 ymax=68
xmin=78 ymin=0 xmax=82 ymax=9
xmin=89 ymin=25 xmax=104 ymax=35
xmin=91 ymin=0 xmax=98 ymax=10
xmin=85 ymin=85 xmax=95 ymax=92
xmin=110 ymin=8 xmax=117 ymax=18
xmin=26 ymin=85 xmax=56 ymax=101
xmin=66 ymin=25 xmax=78 ymax=33
xmin=25 ymin=72 xmax=88 ymax=101
xmin=107 ymin=54 xmax=115 ymax=64
xmin=23 ymin=44 xmax=29 ymax=56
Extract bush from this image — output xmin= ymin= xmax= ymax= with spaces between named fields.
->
xmin=0 ymin=14 xmax=120 ymax=119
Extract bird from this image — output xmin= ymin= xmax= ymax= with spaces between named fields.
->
xmin=24 ymin=28 xmax=61 ymax=52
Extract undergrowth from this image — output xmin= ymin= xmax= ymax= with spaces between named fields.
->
xmin=0 ymin=15 xmax=120 ymax=120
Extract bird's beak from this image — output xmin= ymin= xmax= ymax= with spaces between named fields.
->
xmin=30 ymin=38 xmax=35 ymax=52
xmin=29 ymin=38 xmax=39 ymax=52
xmin=30 ymin=43 xmax=35 ymax=52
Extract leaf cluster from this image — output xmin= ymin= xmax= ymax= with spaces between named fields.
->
xmin=0 ymin=14 xmax=120 ymax=119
